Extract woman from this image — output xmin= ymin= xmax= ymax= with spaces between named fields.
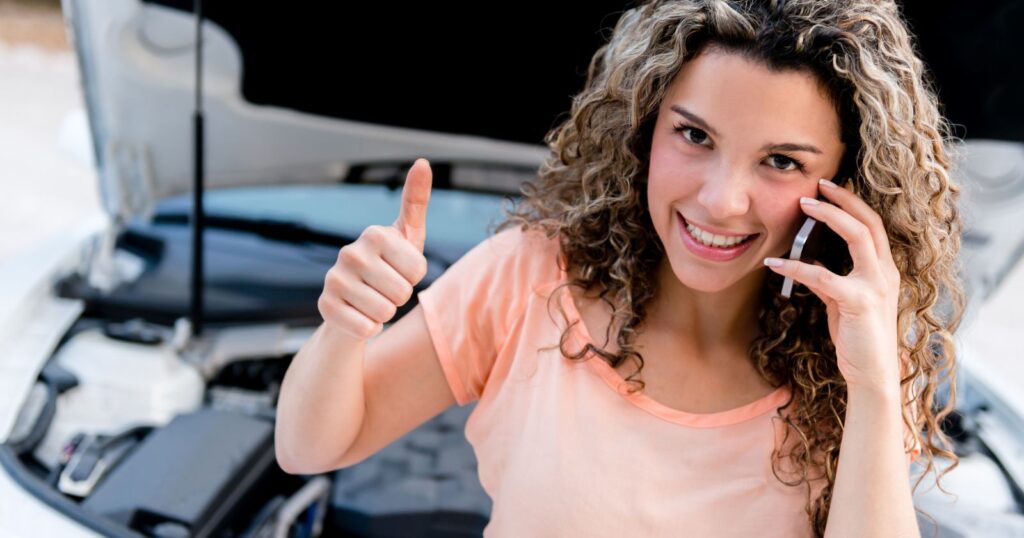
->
xmin=276 ymin=1 xmax=965 ymax=536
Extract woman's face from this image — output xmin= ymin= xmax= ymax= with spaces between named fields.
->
xmin=647 ymin=47 xmax=846 ymax=293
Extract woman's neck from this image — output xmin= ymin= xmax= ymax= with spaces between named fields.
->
xmin=645 ymin=256 xmax=765 ymax=357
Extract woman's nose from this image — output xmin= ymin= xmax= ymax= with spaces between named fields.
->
xmin=696 ymin=166 xmax=751 ymax=220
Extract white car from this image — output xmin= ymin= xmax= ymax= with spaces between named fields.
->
xmin=0 ymin=1 xmax=1022 ymax=537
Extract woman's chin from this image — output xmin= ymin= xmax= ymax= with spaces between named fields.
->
xmin=666 ymin=249 xmax=777 ymax=294
xmin=670 ymin=263 xmax=745 ymax=293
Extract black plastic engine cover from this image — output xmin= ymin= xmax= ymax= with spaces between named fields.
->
xmin=82 ymin=408 xmax=275 ymax=537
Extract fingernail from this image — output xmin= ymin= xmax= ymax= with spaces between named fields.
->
xmin=764 ymin=257 xmax=784 ymax=267
xmin=800 ymin=196 xmax=819 ymax=205
xmin=819 ymin=178 xmax=838 ymax=189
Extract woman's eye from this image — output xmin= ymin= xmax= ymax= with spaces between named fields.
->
xmin=674 ymin=124 xmax=710 ymax=147
xmin=766 ymin=154 xmax=803 ymax=172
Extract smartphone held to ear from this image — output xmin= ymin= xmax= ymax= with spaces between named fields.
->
xmin=779 ymin=177 xmax=848 ymax=299
xmin=780 ymin=216 xmax=826 ymax=298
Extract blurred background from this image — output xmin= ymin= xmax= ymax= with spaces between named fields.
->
xmin=3 ymin=0 xmax=1022 ymax=372
xmin=0 ymin=0 xmax=100 ymax=264
xmin=2 ymin=1 xmax=1024 ymax=537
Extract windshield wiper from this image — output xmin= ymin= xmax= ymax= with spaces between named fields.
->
xmin=152 ymin=214 xmax=354 ymax=247
xmin=151 ymin=213 xmax=456 ymax=265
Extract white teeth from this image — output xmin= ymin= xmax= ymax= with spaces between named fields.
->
xmin=685 ymin=222 xmax=750 ymax=248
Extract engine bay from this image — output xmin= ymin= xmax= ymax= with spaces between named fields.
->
xmin=0 ymin=177 xmax=524 ymax=537
xmin=5 ymin=313 xmax=492 ymax=538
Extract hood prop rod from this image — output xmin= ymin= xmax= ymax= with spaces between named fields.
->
xmin=190 ymin=0 xmax=205 ymax=337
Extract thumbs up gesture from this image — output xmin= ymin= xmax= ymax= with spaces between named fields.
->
xmin=318 ymin=159 xmax=433 ymax=340
xmin=392 ymin=158 xmax=432 ymax=252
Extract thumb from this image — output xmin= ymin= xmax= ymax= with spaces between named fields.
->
xmin=393 ymin=158 xmax=432 ymax=252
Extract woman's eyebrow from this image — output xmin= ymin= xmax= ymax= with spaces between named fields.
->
xmin=670 ymin=105 xmax=719 ymax=137
xmin=761 ymin=142 xmax=823 ymax=154
xmin=671 ymin=104 xmax=823 ymax=154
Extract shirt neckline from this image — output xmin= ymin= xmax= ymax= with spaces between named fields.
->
xmin=552 ymin=267 xmax=792 ymax=428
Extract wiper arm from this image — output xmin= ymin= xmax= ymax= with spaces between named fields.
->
xmin=152 ymin=214 xmax=354 ymax=246
xmin=152 ymin=213 xmax=457 ymax=266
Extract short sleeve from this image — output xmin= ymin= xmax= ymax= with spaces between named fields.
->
xmin=417 ymin=226 xmax=561 ymax=406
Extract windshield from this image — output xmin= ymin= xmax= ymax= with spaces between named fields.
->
xmin=58 ymin=184 xmax=512 ymax=326
xmin=154 ymin=183 xmax=510 ymax=256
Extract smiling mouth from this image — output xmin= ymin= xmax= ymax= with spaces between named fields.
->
xmin=679 ymin=214 xmax=760 ymax=248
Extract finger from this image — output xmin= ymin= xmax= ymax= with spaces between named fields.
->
xmin=765 ymin=257 xmax=855 ymax=305
xmin=393 ymin=158 xmax=433 ymax=252
xmin=818 ymin=178 xmax=893 ymax=263
xmin=339 ymin=280 xmax=395 ymax=323
xmin=801 ymin=260 xmax=835 ymax=304
xmin=377 ymin=233 xmax=429 ymax=285
xmin=799 ymin=196 xmax=881 ymax=275
xmin=318 ymin=295 xmax=384 ymax=339
xmin=360 ymin=257 xmax=416 ymax=306
xmin=337 ymin=278 xmax=399 ymax=325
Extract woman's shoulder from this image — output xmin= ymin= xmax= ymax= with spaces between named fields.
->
xmin=486 ymin=223 xmax=562 ymax=255
xmin=472 ymin=224 xmax=564 ymax=274
xmin=438 ymin=223 xmax=568 ymax=305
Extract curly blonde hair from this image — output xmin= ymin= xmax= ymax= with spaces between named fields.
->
xmin=494 ymin=0 xmax=965 ymax=534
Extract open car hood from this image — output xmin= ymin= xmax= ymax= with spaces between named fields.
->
xmin=63 ymin=0 xmax=1024 ymax=303
xmin=62 ymin=0 xmax=629 ymax=221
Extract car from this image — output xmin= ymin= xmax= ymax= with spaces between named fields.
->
xmin=0 ymin=0 xmax=1022 ymax=537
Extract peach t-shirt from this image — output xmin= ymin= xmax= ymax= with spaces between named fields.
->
xmin=417 ymin=225 xmax=920 ymax=537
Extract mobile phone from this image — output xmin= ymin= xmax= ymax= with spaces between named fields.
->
xmin=780 ymin=177 xmax=849 ymax=299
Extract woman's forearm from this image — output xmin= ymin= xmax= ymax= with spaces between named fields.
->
xmin=823 ymin=381 xmax=920 ymax=537
xmin=275 ymin=322 xmax=368 ymax=474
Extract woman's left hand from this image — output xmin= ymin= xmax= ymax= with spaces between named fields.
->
xmin=763 ymin=178 xmax=902 ymax=394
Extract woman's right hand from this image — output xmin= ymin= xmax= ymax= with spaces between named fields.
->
xmin=318 ymin=158 xmax=433 ymax=341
